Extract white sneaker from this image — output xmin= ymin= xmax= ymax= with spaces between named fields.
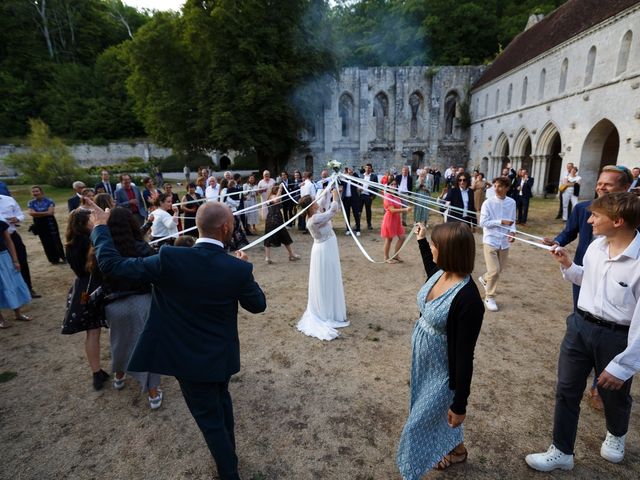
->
xmin=484 ymin=298 xmax=498 ymax=311
xmin=525 ymin=444 xmax=574 ymax=472
xmin=478 ymin=275 xmax=487 ymax=292
xmin=149 ymin=389 xmax=163 ymax=410
xmin=345 ymin=230 xmax=351 ymax=236
xmin=601 ymin=432 xmax=626 ymax=463
xmin=355 ymin=231 xmax=361 ymax=237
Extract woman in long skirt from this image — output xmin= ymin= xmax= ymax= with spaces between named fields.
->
xmin=89 ymin=207 xmax=163 ymax=409
xmin=27 ymin=185 xmax=65 ymax=264
xmin=397 ymin=223 xmax=483 ymax=477
xmin=0 ymin=217 xmax=32 ymax=329
xmin=263 ymin=184 xmax=300 ymax=263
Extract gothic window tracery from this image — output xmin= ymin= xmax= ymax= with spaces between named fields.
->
xmin=373 ymin=92 xmax=389 ymax=140
xmin=408 ymin=91 xmax=423 ymax=138
xmin=444 ymin=91 xmax=459 ymax=137
xmin=339 ymin=93 xmax=354 ymax=139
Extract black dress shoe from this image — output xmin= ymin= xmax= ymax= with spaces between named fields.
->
xmin=92 ymin=369 xmax=110 ymax=391
xmin=30 ymin=290 xmax=42 ymax=299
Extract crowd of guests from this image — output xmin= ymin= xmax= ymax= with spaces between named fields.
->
xmin=1 ymin=162 xmax=639 ymax=479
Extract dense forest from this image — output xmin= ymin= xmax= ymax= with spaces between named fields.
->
xmin=0 ymin=0 xmax=565 ymax=167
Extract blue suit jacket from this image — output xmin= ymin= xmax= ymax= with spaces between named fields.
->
xmin=114 ymin=185 xmax=147 ymax=218
xmin=554 ymin=200 xmax=592 ymax=265
xmin=91 ymin=226 xmax=267 ymax=381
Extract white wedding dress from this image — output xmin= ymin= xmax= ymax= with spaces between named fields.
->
xmin=297 ymin=199 xmax=348 ymax=340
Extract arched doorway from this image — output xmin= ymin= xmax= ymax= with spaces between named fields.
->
xmin=411 ymin=151 xmax=425 ymax=172
xmin=512 ymin=128 xmax=532 ymax=173
xmin=491 ymin=133 xmax=510 ymax=180
xmin=220 ymin=155 xmax=231 ymax=170
xmin=521 ymin=137 xmax=533 ymax=174
xmin=304 ymin=154 xmax=314 ymax=173
xmin=546 ymin=133 xmax=562 ymax=193
xmin=535 ymin=122 xmax=563 ymax=195
xmin=579 ymin=119 xmax=620 ymax=199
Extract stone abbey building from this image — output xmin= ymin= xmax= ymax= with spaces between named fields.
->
xmin=289 ymin=66 xmax=484 ymax=175
xmin=291 ymin=0 xmax=640 ymax=200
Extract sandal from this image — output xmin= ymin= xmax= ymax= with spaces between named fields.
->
xmin=435 ymin=446 xmax=468 ymax=471
xmin=395 ymin=257 xmax=404 ymax=263
xmin=0 ymin=319 xmax=12 ymax=329
xmin=265 ymin=257 xmax=273 ymax=264
xmin=15 ymin=314 xmax=32 ymax=322
xmin=385 ymin=258 xmax=400 ymax=264
xmin=289 ymin=254 xmax=301 ymax=262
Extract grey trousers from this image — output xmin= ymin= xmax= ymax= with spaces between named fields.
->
xmin=553 ymin=313 xmax=633 ymax=455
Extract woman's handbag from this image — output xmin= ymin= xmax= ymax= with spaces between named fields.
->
xmin=558 ymin=184 xmax=568 ymax=193
xmin=61 ymin=274 xmax=107 ymax=334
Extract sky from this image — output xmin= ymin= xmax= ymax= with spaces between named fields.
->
xmin=122 ymin=0 xmax=185 ymax=12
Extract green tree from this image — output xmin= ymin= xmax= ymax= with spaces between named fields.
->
xmin=4 ymin=119 xmax=84 ymax=187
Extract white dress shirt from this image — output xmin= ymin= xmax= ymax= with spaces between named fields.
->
xmin=300 ymin=179 xmax=317 ymax=199
xmin=561 ymin=233 xmax=640 ymax=381
xmin=195 ymin=237 xmax=224 ymax=248
xmin=399 ymin=175 xmax=409 ymax=193
xmin=479 ymin=195 xmax=516 ymax=250
xmin=0 ymin=195 xmax=25 ymax=234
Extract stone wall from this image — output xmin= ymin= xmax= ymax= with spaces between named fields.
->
xmin=0 ymin=142 xmax=173 ymax=176
xmin=468 ymin=4 xmax=640 ymax=198
xmin=289 ymin=65 xmax=485 ymax=175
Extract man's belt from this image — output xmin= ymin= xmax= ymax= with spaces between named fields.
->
xmin=577 ymin=308 xmax=630 ymax=333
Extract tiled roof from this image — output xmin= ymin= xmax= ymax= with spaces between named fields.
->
xmin=472 ymin=0 xmax=640 ymax=90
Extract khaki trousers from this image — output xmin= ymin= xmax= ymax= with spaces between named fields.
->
xmin=483 ymin=244 xmax=509 ymax=299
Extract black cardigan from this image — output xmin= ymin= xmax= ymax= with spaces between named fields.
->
xmin=418 ymin=238 xmax=484 ymax=414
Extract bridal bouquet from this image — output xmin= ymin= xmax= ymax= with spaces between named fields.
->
xmin=327 ymin=159 xmax=341 ymax=173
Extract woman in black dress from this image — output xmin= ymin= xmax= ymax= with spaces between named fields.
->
xmin=181 ymin=183 xmax=202 ymax=237
xmin=264 ymin=184 xmax=300 ymax=264
xmin=63 ymin=208 xmax=109 ymax=390
xmin=27 ymin=185 xmax=66 ymax=264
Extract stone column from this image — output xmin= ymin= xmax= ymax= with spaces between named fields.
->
xmin=510 ymin=155 xmax=522 ymax=172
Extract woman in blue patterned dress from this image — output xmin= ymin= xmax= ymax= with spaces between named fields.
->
xmin=27 ymin=185 xmax=65 ymax=264
xmin=397 ymin=222 xmax=484 ymax=478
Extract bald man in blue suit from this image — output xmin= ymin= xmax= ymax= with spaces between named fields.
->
xmin=90 ymin=200 xmax=266 ymax=480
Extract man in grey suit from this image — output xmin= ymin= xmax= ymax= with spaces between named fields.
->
xmin=90 ymin=200 xmax=266 ymax=480
xmin=114 ymin=173 xmax=147 ymax=225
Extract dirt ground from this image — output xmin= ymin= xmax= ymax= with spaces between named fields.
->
xmin=1 ymin=198 xmax=638 ymax=480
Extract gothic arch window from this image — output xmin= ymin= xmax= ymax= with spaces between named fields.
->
xmin=559 ymin=58 xmax=569 ymax=94
xmin=339 ymin=93 xmax=354 ymax=139
xmin=538 ymin=68 xmax=546 ymax=100
xmin=475 ymin=97 xmax=479 ymax=118
xmin=444 ymin=91 xmax=459 ymax=136
xmin=484 ymin=93 xmax=489 ymax=116
xmin=495 ymin=89 xmax=500 ymax=114
xmin=408 ymin=91 xmax=423 ymax=138
xmin=585 ymin=46 xmax=596 ymax=86
xmin=507 ymin=83 xmax=513 ymax=110
xmin=373 ymin=92 xmax=389 ymax=140
xmin=616 ymin=30 xmax=633 ymax=76
xmin=521 ymin=76 xmax=528 ymax=105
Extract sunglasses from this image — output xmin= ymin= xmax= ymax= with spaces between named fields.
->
xmin=458 ymin=178 xmax=468 ymax=182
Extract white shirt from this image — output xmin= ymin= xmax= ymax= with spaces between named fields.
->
xmin=205 ymin=184 xmax=220 ymax=202
xmin=561 ymin=233 xmax=640 ymax=381
xmin=151 ymin=208 xmax=178 ymax=238
xmin=480 ymin=195 xmax=516 ymax=250
xmin=220 ymin=188 xmax=240 ymax=211
xmin=485 ymin=185 xmax=496 ymax=199
xmin=460 ymin=188 xmax=470 ymax=217
xmin=399 ymin=175 xmax=409 ymax=193
xmin=300 ymin=179 xmax=317 ymax=198
xmin=0 ymin=195 xmax=25 ymax=234
xmin=362 ymin=174 xmax=372 ymax=194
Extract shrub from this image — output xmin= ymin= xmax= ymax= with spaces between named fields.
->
xmin=3 ymin=119 xmax=88 ymax=187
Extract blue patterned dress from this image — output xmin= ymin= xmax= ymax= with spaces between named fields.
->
xmin=397 ymin=270 xmax=469 ymax=479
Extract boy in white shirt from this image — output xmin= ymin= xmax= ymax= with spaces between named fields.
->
xmin=478 ymin=176 xmax=516 ymax=312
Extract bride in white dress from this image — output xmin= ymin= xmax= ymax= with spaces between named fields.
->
xmin=296 ymin=187 xmax=348 ymax=340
